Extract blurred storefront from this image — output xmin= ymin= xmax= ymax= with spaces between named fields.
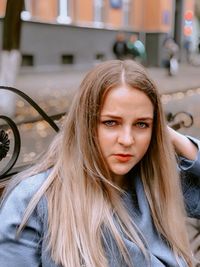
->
xmin=0 ymin=0 xmax=196 ymax=67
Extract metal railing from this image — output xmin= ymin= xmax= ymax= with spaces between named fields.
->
xmin=0 ymin=86 xmax=60 ymax=182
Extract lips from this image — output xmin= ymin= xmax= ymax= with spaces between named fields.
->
xmin=114 ymin=154 xmax=133 ymax=162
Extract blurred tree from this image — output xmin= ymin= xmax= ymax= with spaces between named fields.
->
xmin=3 ymin=0 xmax=24 ymax=51
xmin=0 ymin=0 xmax=24 ymax=116
xmin=195 ymin=0 xmax=200 ymax=21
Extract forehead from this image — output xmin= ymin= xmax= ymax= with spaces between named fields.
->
xmin=100 ymin=85 xmax=154 ymax=118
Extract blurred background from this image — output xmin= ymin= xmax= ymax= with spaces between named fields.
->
xmin=0 ymin=0 xmax=200 ymax=263
xmin=0 ymin=0 xmax=200 ymax=68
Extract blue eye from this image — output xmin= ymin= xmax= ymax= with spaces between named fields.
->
xmin=103 ymin=120 xmax=117 ymax=127
xmin=136 ymin=122 xmax=149 ymax=128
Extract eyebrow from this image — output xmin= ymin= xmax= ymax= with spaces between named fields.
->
xmin=135 ymin=117 xmax=153 ymax=121
xmin=100 ymin=114 xmax=153 ymax=121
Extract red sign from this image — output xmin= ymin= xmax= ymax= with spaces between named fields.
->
xmin=184 ymin=10 xmax=193 ymax=21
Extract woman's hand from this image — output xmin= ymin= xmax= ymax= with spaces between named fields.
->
xmin=167 ymin=126 xmax=198 ymax=160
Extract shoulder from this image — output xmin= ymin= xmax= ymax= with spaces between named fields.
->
xmin=0 ymin=170 xmax=51 ymax=265
xmin=14 ymin=169 xmax=50 ymax=195
xmin=0 ymin=169 xmax=50 ymax=216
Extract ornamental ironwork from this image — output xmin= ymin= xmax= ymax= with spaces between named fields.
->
xmin=0 ymin=86 xmax=60 ymax=182
xmin=0 ymin=129 xmax=10 ymax=161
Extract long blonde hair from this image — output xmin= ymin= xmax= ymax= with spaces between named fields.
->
xmin=4 ymin=60 xmax=192 ymax=266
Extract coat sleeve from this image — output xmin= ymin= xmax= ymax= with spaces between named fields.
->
xmin=0 ymin=172 xmax=47 ymax=267
xmin=179 ymin=136 xmax=200 ymax=219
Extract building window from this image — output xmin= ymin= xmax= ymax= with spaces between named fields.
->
xmin=93 ymin=0 xmax=105 ymax=26
xmin=21 ymin=0 xmax=32 ymax=21
xmin=122 ymin=0 xmax=131 ymax=27
xmin=57 ymin=0 xmax=72 ymax=24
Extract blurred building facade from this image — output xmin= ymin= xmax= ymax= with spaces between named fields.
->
xmin=0 ymin=0 xmax=196 ymax=67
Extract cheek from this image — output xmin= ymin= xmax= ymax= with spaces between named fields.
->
xmin=98 ymin=128 xmax=115 ymax=143
xmin=97 ymin=128 xmax=117 ymax=155
xmin=97 ymin=127 xmax=109 ymax=151
xmin=137 ymin=132 xmax=152 ymax=154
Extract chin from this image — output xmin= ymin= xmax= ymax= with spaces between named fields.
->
xmin=112 ymin=167 xmax=132 ymax=176
xmin=109 ymin=161 xmax=137 ymax=178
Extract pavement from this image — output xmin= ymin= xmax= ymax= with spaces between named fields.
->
xmin=15 ymin=62 xmax=200 ymax=104
xmin=148 ymin=63 xmax=200 ymax=94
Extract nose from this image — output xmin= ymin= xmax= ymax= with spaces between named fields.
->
xmin=117 ymin=126 xmax=134 ymax=147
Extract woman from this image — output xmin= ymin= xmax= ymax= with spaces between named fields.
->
xmin=0 ymin=60 xmax=199 ymax=267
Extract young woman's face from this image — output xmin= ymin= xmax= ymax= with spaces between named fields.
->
xmin=97 ymin=85 xmax=154 ymax=186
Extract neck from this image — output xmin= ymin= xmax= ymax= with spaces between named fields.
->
xmin=112 ymin=174 xmax=127 ymax=189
